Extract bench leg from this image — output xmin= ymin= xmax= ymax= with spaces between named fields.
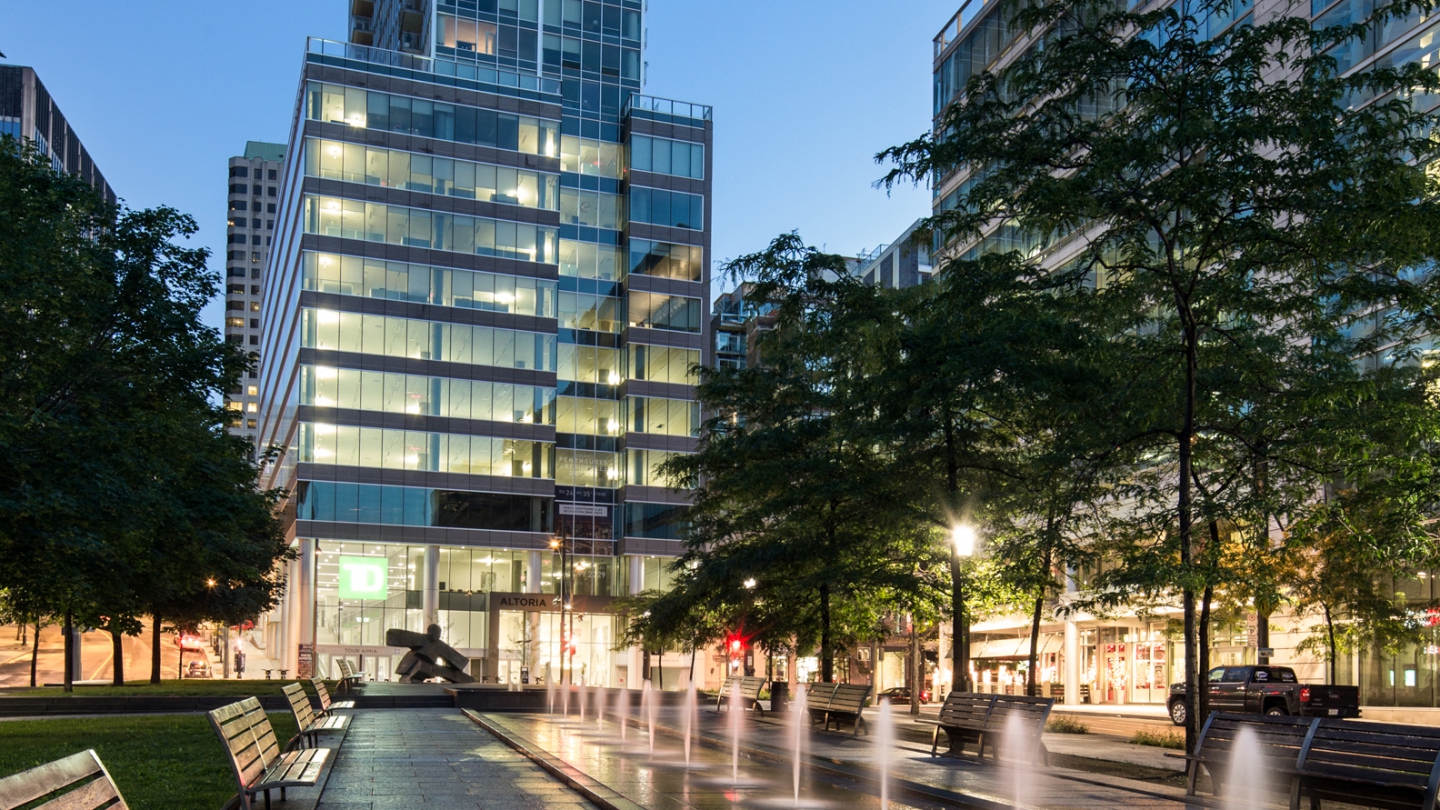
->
xmin=264 ymin=789 xmax=272 ymax=810
xmin=931 ymin=725 xmax=940 ymax=756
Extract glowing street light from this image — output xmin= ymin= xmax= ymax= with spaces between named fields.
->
xmin=952 ymin=525 xmax=977 ymax=557
xmin=743 ymin=577 xmax=757 ymax=590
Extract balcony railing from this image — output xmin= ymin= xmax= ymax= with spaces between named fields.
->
xmin=934 ymin=0 xmax=993 ymax=58
xmin=624 ymin=94 xmax=713 ymax=123
xmin=306 ymin=38 xmax=561 ymax=96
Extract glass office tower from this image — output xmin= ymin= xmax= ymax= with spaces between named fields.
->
xmin=257 ymin=0 xmax=711 ymax=685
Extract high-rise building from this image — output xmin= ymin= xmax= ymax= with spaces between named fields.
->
xmin=0 ymin=64 xmax=115 ymax=203
xmin=224 ymin=142 xmax=287 ymax=447
xmin=256 ymin=0 xmax=711 ymax=685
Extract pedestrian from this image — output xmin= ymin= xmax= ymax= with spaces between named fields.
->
xmin=235 ymin=650 xmax=246 ymax=679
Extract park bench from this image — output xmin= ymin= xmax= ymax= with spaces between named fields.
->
xmin=0 ymin=749 xmax=128 ymax=809
xmin=806 ymin=683 xmax=871 ymax=736
xmin=310 ymin=679 xmax=355 ymax=716
xmin=714 ymin=676 xmax=768 ymax=716
xmin=927 ymin=691 xmax=1054 ymax=764
xmin=334 ymin=659 xmax=364 ymax=693
xmin=282 ymin=683 xmax=350 ymax=749
xmin=1293 ymin=716 xmax=1440 ymax=810
xmin=1179 ymin=712 xmax=1440 ymax=809
xmin=208 ymin=697 xmax=329 ymax=810
xmin=1178 ymin=712 xmax=1312 ymax=798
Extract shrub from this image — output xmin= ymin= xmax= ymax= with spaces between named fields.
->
xmin=1045 ymin=716 xmax=1090 ymax=734
xmin=1130 ymin=728 xmax=1185 ymax=749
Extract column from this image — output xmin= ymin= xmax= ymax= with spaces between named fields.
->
xmin=1064 ymin=568 xmax=1081 ymax=706
xmin=297 ymin=538 xmax=316 ymax=677
xmin=627 ymin=555 xmax=644 ymax=686
xmin=526 ymin=550 xmax=542 ymax=684
xmin=283 ymin=553 xmax=299 ymax=672
xmin=423 ymin=544 xmax=440 ymax=629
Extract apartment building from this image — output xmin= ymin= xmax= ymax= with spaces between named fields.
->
xmin=225 ymin=142 xmax=287 ymax=446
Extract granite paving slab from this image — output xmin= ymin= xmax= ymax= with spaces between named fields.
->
xmin=315 ymin=708 xmax=603 ymax=810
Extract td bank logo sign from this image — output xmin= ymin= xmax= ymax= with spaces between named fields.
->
xmin=338 ymin=556 xmax=388 ymax=600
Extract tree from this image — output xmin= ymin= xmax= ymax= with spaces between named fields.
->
xmin=883 ymin=0 xmax=1440 ymax=748
xmin=651 ymin=235 xmax=947 ymax=684
xmin=0 ymin=136 xmax=290 ymax=688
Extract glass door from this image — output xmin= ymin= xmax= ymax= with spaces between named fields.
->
xmin=1132 ymin=642 xmax=1167 ymax=703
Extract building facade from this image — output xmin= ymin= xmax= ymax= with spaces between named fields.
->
xmin=0 ymin=64 xmax=115 ymax=203
xmin=256 ymin=0 xmax=711 ymax=686
xmin=225 ymin=142 xmax=287 ymax=447
xmin=930 ymin=0 xmax=1440 ymax=718
xmin=852 ymin=219 xmax=932 ymax=290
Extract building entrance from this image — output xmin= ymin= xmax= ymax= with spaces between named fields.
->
xmin=486 ymin=593 xmax=620 ymax=685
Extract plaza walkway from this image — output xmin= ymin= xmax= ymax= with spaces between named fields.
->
xmin=313 ymin=708 xmax=602 ymax=810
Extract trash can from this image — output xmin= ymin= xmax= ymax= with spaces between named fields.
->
xmin=770 ymin=681 xmax=789 ymax=713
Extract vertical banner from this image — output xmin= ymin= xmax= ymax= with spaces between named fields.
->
xmin=298 ymin=642 xmax=315 ymax=679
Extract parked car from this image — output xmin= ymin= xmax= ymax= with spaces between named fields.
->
xmin=877 ymin=686 xmax=931 ymax=704
xmin=185 ymin=660 xmax=212 ymax=679
xmin=1167 ymin=665 xmax=1360 ymax=726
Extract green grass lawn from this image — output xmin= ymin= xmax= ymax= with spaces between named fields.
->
xmin=0 ymin=712 xmax=300 ymax=809
xmin=1 ymin=679 xmax=335 ymax=697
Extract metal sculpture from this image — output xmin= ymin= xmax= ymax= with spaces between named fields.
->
xmin=385 ymin=624 xmax=475 ymax=684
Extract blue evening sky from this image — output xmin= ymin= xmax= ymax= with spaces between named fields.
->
xmin=3 ymin=0 xmax=954 ymax=329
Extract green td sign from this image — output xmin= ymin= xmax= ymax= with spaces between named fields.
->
xmin=338 ymin=556 xmax=388 ymax=600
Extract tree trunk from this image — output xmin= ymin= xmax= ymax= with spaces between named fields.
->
xmin=1324 ymin=604 xmax=1338 ymax=685
xmin=62 ymin=610 xmax=74 ymax=693
xmin=820 ymin=581 xmax=833 ymax=683
xmin=150 ymin=613 xmax=162 ymax=685
xmin=110 ymin=627 xmax=125 ymax=686
xmin=1027 ymin=593 xmax=1045 ymax=698
xmin=29 ymin=620 xmax=40 ymax=688
xmin=1178 ymin=315 xmax=1199 ymax=753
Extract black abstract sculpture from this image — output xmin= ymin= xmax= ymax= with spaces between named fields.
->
xmin=386 ymin=624 xmax=476 ymax=684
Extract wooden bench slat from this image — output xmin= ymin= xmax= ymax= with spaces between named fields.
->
xmin=32 ymin=773 xmax=123 ymax=810
xmin=0 ymin=750 xmax=127 ymax=810
xmin=1307 ymin=742 xmax=1440 ymax=766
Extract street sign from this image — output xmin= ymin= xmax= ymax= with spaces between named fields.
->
xmin=338 ymin=555 xmax=387 ymax=599
xmin=1258 ymin=647 xmax=1275 ymax=657
xmin=558 ymin=503 xmax=609 ymax=517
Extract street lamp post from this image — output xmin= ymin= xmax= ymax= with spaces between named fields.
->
xmin=951 ymin=525 xmax=977 ymax=693
xmin=549 ymin=535 xmax=570 ymax=685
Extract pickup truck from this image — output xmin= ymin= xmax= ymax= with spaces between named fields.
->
xmin=1167 ymin=665 xmax=1361 ymax=726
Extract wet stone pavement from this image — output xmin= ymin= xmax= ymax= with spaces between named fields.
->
xmin=477 ymin=706 xmax=1205 ymax=810
xmin=314 ymin=708 xmax=602 ymax=810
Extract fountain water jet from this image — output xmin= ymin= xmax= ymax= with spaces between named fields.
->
xmin=791 ymin=684 xmax=808 ymax=806
xmin=729 ymin=680 xmax=744 ymax=784
xmin=644 ymin=680 xmax=657 ymax=752
xmin=875 ymin=698 xmax=894 ymax=810
xmin=618 ymin=687 xmax=629 ymax=741
xmin=579 ymin=683 xmax=588 ymax=722
xmin=547 ymin=680 xmax=556 ymax=715
xmin=562 ymin=683 xmax=571 ymax=716
xmin=683 ymin=680 xmax=699 ymax=764
xmin=596 ymin=686 xmax=606 ymax=731
xmin=1224 ymin=726 xmax=1270 ymax=810
xmin=1003 ymin=711 xmax=1035 ymax=808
